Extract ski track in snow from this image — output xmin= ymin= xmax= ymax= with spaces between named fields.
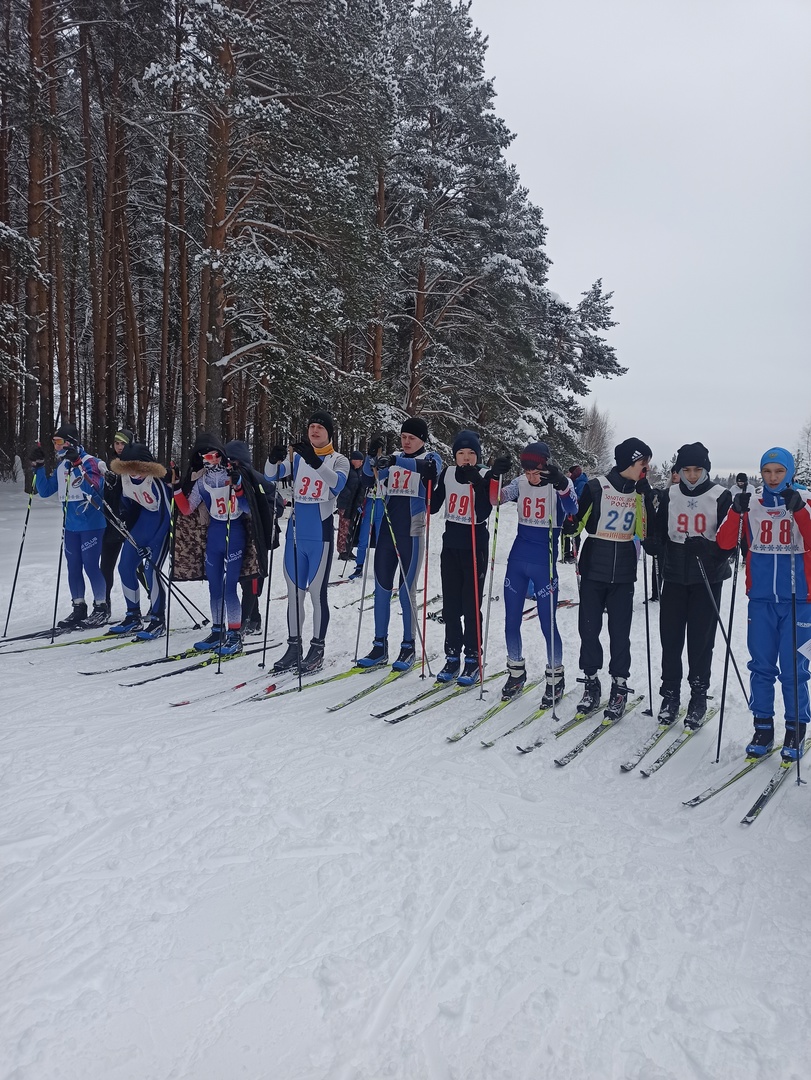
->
xmin=2 ymin=479 xmax=811 ymax=1080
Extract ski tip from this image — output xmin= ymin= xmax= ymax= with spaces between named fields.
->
xmin=170 ymin=701 xmax=191 ymax=707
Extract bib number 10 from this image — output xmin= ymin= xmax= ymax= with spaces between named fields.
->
xmin=760 ymin=518 xmax=793 ymax=546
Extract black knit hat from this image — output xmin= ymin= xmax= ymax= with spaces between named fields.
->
xmin=614 ymin=437 xmax=652 ymax=472
xmin=451 ymin=430 xmax=482 ymax=461
xmin=307 ymin=410 xmax=334 ymax=441
xmin=520 ymin=441 xmax=550 ymax=470
xmin=674 ymin=442 xmax=711 ymax=473
xmin=113 ymin=427 xmax=135 ymax=447
xmin=349 ymin=449 xmax=364 ymax=462
xmin=736 ymin=472 xmax=748 ymax=483
xmin=401 ymin=416 xmax=429 ymax=443
xmin=54 ymin=422 xmax=80 ymax=445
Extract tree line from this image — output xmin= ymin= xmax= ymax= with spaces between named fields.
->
xmin=1 ymin=0 xmax=624 ymax=471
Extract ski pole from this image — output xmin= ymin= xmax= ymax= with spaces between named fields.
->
xmin=692 ymin=551 xmax=749 ymax=705
xmin=641 ymin=550 xmax=654 ymax=715
xmin=548 ymin=495 xmax=560 ymax=720
xmin=786 ymin=503 xmax=805 ymax=786
xmin=420 ymin=478 xmax=433 ymax=678
xmin=479 ymin=474 xmax=503 ymax=699
xmin=259 ymin=482 xmax=281 ymax=668
xmin=215 ymin=489 xmax=233 ymax=675
xmin=469 ymin=482 xmax=484 ymax=688
xmin=352 ymin=485 xmax=377 ymax=663
xmin=164 ymin=486 xmax=177 ymax=659
xmin=289 ymin=446 xmax=303 ymax=691
xmin=3 ymin=476 xmax=36 ymax=637
xmin=715 ymin=512 xmax=745 ymax=762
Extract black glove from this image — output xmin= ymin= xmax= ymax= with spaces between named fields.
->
xmin=456 ymin=464 xmax=482 ymax=486
xmin=169 ymin=462 xmax=180 ymax=486
xmin=137 ymin=546 xmax=151 ymax=562
xmin=374 ymin=454 xmax=396 ymax=469
xmin=733 ymin=492 xmax=751 ymax=514
xmin=541 ymin=463 xmax=568 ymax=491
xmin=227 ymin=463 xmax=242 ymax=486
xmin=635 ymin=476 xmax=652 ymax=495
xmin=293 ymin=441 xmax=322 ymax=470
xmin=782 ymin=488 xmax=804 ymax=514
xmin=268 ymin=444 xmax=286 ymax=465
xmin=490 ymin=454 xmax=511 ymax=477
xmin=561 ymin=516 xmax=578 ymax=536
xmin=30 ymin=445 xmax=45 ymax=467
xmin=683 ymin=536 xmax=707 ymax=556
xmin=63 ymin=445 xmax=81 ymax=466
xmin=368 ymin=437 xmax=384 ymax=458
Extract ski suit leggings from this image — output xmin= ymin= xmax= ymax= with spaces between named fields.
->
xmin=205 ymin=518 xmax=245 ymax=629
xmin=373 ymin=531 xmax=424 ymax=643
xmin=100 ymin=529 xmax=124 ymax=606
xmin=118 ymin=516 xmax=171 ymax=619
xmin=504 ymin=546 xmax=562 ymax=666
xmin=747 ymin=597 xmax=811 ymax=723
xmin=659 ymin=579 xmax=722 ymax=691
xmin=64 ymin=529 xmax=106 ymax=603
xmin=283 ymin=536 xmax=333 ymax=642
xmin=441 ymin=543 xmax=487 ymax=658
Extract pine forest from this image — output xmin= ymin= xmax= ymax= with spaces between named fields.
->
xmin=0 ymin=0 xmax=625 ymax=469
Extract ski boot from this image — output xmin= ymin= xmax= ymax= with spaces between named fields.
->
xmin=135 ymin=617 xmax=165 ymax=641
xmin=392 ymin=640 xmax=416 ymax=672
xmin=83 ymin=602 xmax=110 ymax=629
xmin=348 ymin=565 xmax=364 ymax=581
xmin=300 ymin=638 xmax=325 ymax=675
xmin=684 ymin=679 xmax=708 ymax=730
xmin=215 ymin=629 xmax=243 ymax=657
xmin=781 ymin=721 xmax=807 ymax=762
xmin=575 ymin=675 xmax=601 ymax=715
xmin=604 ymin=677 xmax=631 ymax=721
xmin=657 ymin=689 xmax=680 ymax=726
xmin=540 ymin=665 xmax=565 ymax=709
xmin=358 ymin=637 xmax=388 ymax=669
xmin=273 ymin=636 xmax=302 ymax=673
xmin=457 ymin=656 xmax=481 ymax=687
xmin=109 ymin=609 xmax=143 ymax=635
xmin=58 ymin=600 xmax=88 ymax=629
xmin=194 ymin=625 xmax=223 ymax=652
xmin=242 ymin=615 xmax=262 ymax=636
xmin=501 ymin=659 xmax=526 ymax=701
xmin=436 ymin=655 xmax=461 ymax=683
xmin=745 ymin=718 xmax=774 ymax=758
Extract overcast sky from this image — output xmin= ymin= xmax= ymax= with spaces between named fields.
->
xmin=468 ymin=0 xmax=810 ymax=474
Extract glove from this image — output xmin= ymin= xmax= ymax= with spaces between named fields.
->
xmin=456 ymin=464 xmax=482 ymax=486
xmin=561 ymin=516 xmax=578 ymax=536
xmin=293 ymin=441 xmax=322 ymax=470
xmin=541 ymin=463 xmax=568 ymax=491
xmin=268 ymin=444 xmax=287 ymax=465
xmin=635 ymin=476 xmax=652 ymax=495
xmin=683 ymin=536 xmax=707 ymax=556
xmin=782 ymin=488 xmax=804 ymax=514
xmin=169 ymin=462 xmax=180 ymax=486
xmin=368 ymin=437 xmax=384 ymax=458
xmin=490 ymin=454 xmax=511 ymax=477
xmin=374 ymin=454 xmax=396 ymax=469
xmin=732 ymin=492 xmax=751 ymax=514
xmin=30 ymin=445 xmax=45 ymax=467
xmin=63 ymin=445 xmax=81 ymax=465
xmin=227 ymin=463 xmax=242 ymax=486
xmin=137 ymin=546 xmax=151 ymax=562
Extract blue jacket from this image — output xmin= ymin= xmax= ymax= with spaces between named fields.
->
xmin=35 ymin=448 xmax=107 ymax=532
xmin=717 ymin=488 xmax=811 ymax=602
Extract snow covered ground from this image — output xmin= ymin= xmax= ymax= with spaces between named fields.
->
xmin=2 ymin=478 xmax=810 ymax=1080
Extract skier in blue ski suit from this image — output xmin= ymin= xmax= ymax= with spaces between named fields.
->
xmin=30 ymin=422 xmax=109 ymax=629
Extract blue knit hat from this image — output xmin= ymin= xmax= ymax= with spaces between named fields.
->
xmin=760 ymin=447 xmax=795 ymax=489
xmin=452 ymin=430 xmax=482 ymax=461
xmin=520 ymin=442 xmax=550 ymax=470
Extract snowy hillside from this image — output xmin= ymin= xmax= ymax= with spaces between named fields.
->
xmin=2 ymin=479 xmax=810 ymax=1080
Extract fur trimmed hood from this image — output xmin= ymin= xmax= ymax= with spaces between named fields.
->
xmin=110 ymin=442 xmax=166 ymax=479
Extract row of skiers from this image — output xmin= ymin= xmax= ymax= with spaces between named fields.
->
xmin=30 ymin=419 xmax=811 ymax=762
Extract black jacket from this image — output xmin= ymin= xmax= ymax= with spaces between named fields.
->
xmin=336 ymin=465 xmax=366 ymax=515
xmin=648 ymin=479 xmax=732 ymax=585
xmin=575 ymin=468 xmax=655 ymax=584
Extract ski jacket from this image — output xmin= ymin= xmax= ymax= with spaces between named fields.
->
xmin=265 ymin=445 xmax=349 ymax=543
xmin=650 ymin=479 xmax=732 ymax=585
xmin=364 ymin=449 xmax=442 ymax=537
xmin=575 ymin=469 xmax=654 ymax=584
xmin=716 ymin=488 xmax=811 ymax=602
xmin=570 ymin=468 xmax=589 ymax=498
xmin=500 ymin=474 xmax=577 ymax=552
xmin=431 ymin=465 xmax=493 ymax=550
xmin=336 ymin=465 xmax=366 ymax=515
xmin=35 ymin=449 xmax=106 ymax=532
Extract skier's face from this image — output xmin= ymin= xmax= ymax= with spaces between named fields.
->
xmin=761 ymin=463 xmax=787 ymax=489
xmin=202 ymin=450 xmax=222 ymax=469
xmin=624 ymin=458 xmax=649 ymax=481
xmin=113 ymin=440 xmax=125 ymax=456
xmin=455 ymin=449 xmax=477 ymax=466
xmin=681 ymin=466 xmax=703 ymax=485
xmin=400 ymin=433 xmax=423 ymax=456
xmin=308 ymin=423 xmax=330 ymax=448
xmin=523 ymin=467 xmax=543 ymax=486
